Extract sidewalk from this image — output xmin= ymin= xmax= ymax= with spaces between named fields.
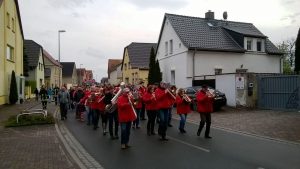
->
xmin=177 ymin=107 xmax=300 ymax=144
xmin=0 ymin=100 xmax=80 ymax=169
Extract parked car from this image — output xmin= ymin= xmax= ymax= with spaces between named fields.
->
xmin=184 ymin=86 xmax=227 ymax=111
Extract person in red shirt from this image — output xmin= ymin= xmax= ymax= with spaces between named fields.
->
xmin=155 ymin=82 xmax=174 ymax=141
xmin=117 ymin=88 xmax=137 ymax=149
xmin=132 ymin=89 xmax=143 ymax=129
xmin=176 ymin=88 xmax=191 ymax=133
xmin=138 ymin=81 xmax=147 ymax=120
xmin=142 ymin=85 xmax=158 ymax=136
xmin=96 ymin=88 xmax=107 ymax=135
xmin=196 ymin=85 xmax=214 ymax=139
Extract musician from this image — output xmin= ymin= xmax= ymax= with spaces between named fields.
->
xmin=196 ymin=85 xmax=214 ymax=139
xmin=132 ymin=89 xmax=142 ymax=129
xmin=167 ymin=85 xmax=177 ymax=127
xmin=86 ymin=87 xmax=96 ymax=126
xmin=117 ymin=88 xmax=137 ymax=149
xmin=176 ymin=88 xmax=191 ymax=133
xmin=155 ymin=81 xmax=174 ymax=141
xmin=104 ymin=85 xmax=119 ymax=140
xmin=96 ymin=88 xmax=107 ymax=135
xmin=138 ymin=81 xmax=147 ymax=120
xmin=74 ymin=87 xmax=85 ymax=120
xmin=142 ymin=85 xmax=158 ymax=136
xmin=90 ymin=87 xmax=101 ymax=130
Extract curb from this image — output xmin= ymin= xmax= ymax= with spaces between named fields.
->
xmin=54 ymin=108 xmax=104 ymax=169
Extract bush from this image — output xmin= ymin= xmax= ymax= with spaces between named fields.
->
xmin=9 ymin=70 xmax=18 ymax=104
xmin=4 ymin=114 xmax=55 ymax=127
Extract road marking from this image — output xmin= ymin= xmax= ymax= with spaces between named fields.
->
xmin=168 ymin=136 xmax=210 ymax=153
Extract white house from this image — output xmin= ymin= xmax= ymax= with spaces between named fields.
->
xmin=156 ymin=11 xmax=282 ymax=88
xmin=109 ymin=63 xmax=122 ymax=85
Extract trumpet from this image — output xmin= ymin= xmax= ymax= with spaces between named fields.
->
xmin=206 ymin=91 xmax=215 ymax=98
xmin=182 ymin=94 xmax=192 ymax=103
xmin=166 ymin=89 xmax=176 ymax=100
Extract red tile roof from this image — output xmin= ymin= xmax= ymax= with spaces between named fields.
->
xmin=43 ymin=49 xmax=62 ymax=67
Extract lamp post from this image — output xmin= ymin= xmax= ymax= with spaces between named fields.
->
xmin=80 ymin=64 xmax=83 ymax=86
xmin=58 ymin=30 xmax=66 ymax=62
xmin=58 ymin=30 xmax=66 ymax=87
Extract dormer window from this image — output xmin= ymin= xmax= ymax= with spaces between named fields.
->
xmin=247 ymin=39 xmax=252 ymax=51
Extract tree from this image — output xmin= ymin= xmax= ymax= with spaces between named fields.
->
xmin=278 ymin=41 xmax=294 ymax=74
xmin=148 ymin=47 xmax=156 ymax=84
xmin=155 ymin=59 xmax=162 ymax=83
xmin=9 ymin=70 xmax=19 ymax=104
xmin=23 ymin=47 xmax=29 ymax=77
xmin=295 ymin=28 xmax=300 ymax=74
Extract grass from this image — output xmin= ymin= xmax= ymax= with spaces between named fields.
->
xmin=4 ymin=114 xmax=55 ymax=127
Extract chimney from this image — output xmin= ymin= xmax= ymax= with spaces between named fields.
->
xmin=205 ymin=10 xmax=214 ymax=20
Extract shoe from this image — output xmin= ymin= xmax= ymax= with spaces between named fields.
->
xmin=168 ymin=124 xmax=173 ymax=127
xmin=125 ymin=144 xmax=131 ymax=148
xmin=141 ymin=118 xmax=147 ymax=121
xmin=205 ymin=136 xmax=212 ymax=139
xmin=111 ymin=136 xmax=115 ymax=140
xmin=147 ymin=131 xmax=151 ymax=136
xmin=132 ymin=126 xmax=135 ymax=129
xmin=151 ymin=132 xmax=156 ymax=135
xmin=136 ymin=126 xmax=140 ymax=129
xmin=197 ymin=129 xmax=201 ymax=136
xmin=93 ymin=126 xmax=97 ymax=130
xmin=160 ymin=137 xmax=169 ymax=141
xmin=179 ymin=129 xmax=184 ymax=133
xmin=121 ymin=144 xmax=126 ymax=149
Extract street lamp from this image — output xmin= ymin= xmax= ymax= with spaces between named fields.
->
xmin=80 ymin=64 xmax=83 ymax=85
xmin=58 ymin=30 xmax=66 ymax=62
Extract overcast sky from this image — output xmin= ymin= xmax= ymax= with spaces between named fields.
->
xmin=18 ymin=0 xmax=300 ymax=81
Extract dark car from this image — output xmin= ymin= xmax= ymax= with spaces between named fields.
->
xmin=184 ymin=86 xmax=227 ymax=111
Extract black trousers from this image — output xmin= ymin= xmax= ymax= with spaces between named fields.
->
xmin=198 ymin=113 xmax=211 ymax=137
xmin=147 ymin=110 xmax=157 ymax=133
xmin=92 ymin=109 xmax=100 ymax=129
xmin=42 ymin=101 xmax=47 ymax=109
xmin=60 ymin=103 xmax=68 ymax=119
xmin=108 ymin=110 xmax=119 ymax=137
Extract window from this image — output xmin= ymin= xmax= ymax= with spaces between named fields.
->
xmin=247 ymin=40 xmax=252 ymax=50
xmin=6 ymin=45 xmax=14 ymax=61
xmin=6 ymin=13 xmax=10 ymax=28
xmin=12 ymin=18 xmax=15 ymax=32
xmin=257 ymin=40 xmax=262 ymax=52
xmin=124 ymin=63 xmax=127 ymax=70
xmin=171 ymin=70 xmax=175 ymax=85
xmin=214 ymin=68 xmax=222 ymax=75
xmin=165 ymin=41 xmax=168 ymax=56
xmin=169 ymin=40 xmax=173 ymax=54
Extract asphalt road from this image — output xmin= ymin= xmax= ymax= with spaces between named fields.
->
xmin=64 ymin=110 xmax=300 ymax=169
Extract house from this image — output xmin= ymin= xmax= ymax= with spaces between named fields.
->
xmin=155 ymin=11 xmax=282 ymax=88
xmin=122 ymin=43 xmax=157 ymax=85
xmin=60 ymin=62 xmax=78 ymax=89
xmin=0 ymin=0 xmax=25 ymax=104
xmin=77 ymin=68 xmax=87 ymax=85
xmin=24 ymin=40 xmax=45 ymax=93
xmin=86 ymin=70 xmax=93 ymax=81
xmin=108 ymin=62 xmax=122 ymax=85
xmin=107 ymin=59 xmax=122 ymax=85
xmin=43 ymin=49 xmax=62 ymax=88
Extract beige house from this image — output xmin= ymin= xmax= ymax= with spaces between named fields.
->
xmin=0 ymin=0 xmax=24 ymax=104
xmin=43 ymin=49 xmax=62 ymax=88
xmin=61 ymin=62 xmax=78 ymax=89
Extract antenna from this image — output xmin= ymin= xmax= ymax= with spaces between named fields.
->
xmin=223 ymin=11 xmax=228 ymax=20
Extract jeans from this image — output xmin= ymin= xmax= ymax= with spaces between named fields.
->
xmin=133 ymin=108 xmax=141 ymax=127
xmin=87 ymin=107 xmax=93 ymax=125
xmin=108 ymin=110 xmax=119 ymax=137
xmin=179 ymin=114 xmax=187 ymax=130
xmin=92 ymin=109 xmax=100 ymax=129
xmin=198 ymin=113 xmax=211 ymax=137
xmin=168 ymin=107 xmax=173 ymax=125
xmin=158 ymin=109 xmax=169 ymax=138
xmin=120 ymin=122 xmax=132 ymax=145
xmin=147 ymin=110 xmax=157 ymax=133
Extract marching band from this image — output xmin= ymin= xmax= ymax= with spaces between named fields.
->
xmin=64 ymin=81 xmax=215 ymax=149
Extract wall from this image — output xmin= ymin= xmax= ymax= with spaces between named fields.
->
xmin=0 ymin=1 xmax=5 ymax=104
xmin=156 ymin=18 xmax=190 ymax=88
xmin=216 ymin=74 xmax=236 ymax=107
xmin=36 ymin=50 xmax=44 ymax=88
xmin=108 ymin=69 xmax=118 ymax=85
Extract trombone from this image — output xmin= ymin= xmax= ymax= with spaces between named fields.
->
xmin=166 ymin=89 xmax=176 ymax=100
xmin=182 ymin=93 xmax=192 ymax=103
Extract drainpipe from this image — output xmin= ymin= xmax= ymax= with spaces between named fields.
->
xmin=192 ymin=48 xmax=196 ymax=86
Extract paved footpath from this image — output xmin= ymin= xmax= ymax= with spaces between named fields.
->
xmin=0 ymin=100 xmax=80 ymax=169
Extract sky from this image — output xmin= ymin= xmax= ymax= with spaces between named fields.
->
xmin=18 ymin=0 xmax=300 ymax=81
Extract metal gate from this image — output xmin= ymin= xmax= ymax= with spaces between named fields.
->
xmin=258 ymin=75 xmax=300 ymax=110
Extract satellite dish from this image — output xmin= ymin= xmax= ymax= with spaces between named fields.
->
xmin=223 ymin=11 xmax=228 ymax=20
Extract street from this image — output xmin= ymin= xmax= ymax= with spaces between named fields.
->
xmin=63 ymin=109 xmax=300 ymax=169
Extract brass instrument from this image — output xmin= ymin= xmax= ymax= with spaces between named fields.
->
xmin=182 ymin=94 xmax=192 ymax=103
xmin=128 ymin=95 xmax=137 ymax=119
xmin=206 ymin=90 xmax=215 ymax=98
xmin=111 ymin=88 xmax=122 ymax=104
xmin=166 ymin=89 xmax=176 ymax=100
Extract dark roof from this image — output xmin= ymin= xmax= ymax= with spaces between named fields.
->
xmin=265 ymin=39 xmax=283 ymax=55
xmin=158 ymin=13 xmax=281 ymax=55
xmin=24 ymin=40 xmax=43 ymax=67
xmin=44 ymin=68 xmax=51 ymax=78
xmin=60 ymin=62 xmax=76 ymax=77
xmin=125 ymin=42 xmax=157 ymax=69
xmin=0 ymin=0 xmax=3 ymax=6
xmin=43 ymin=49 xmax=62 ymax=67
